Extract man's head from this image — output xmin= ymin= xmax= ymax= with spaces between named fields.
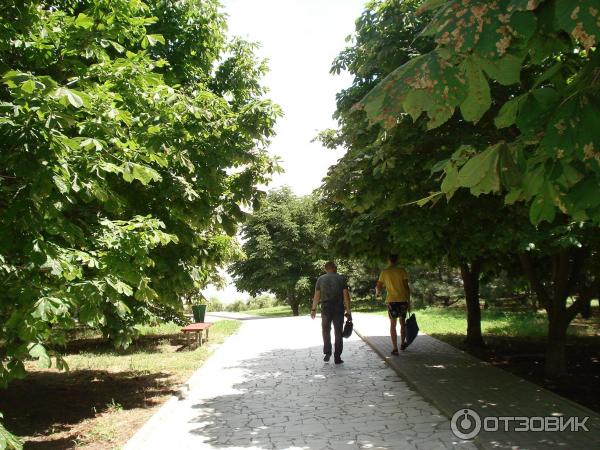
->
xmin=324 ymin=261 xmax=337 ymax=273
xmin=388 ymin=254 xmax=399 ymax=266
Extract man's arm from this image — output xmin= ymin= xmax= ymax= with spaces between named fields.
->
xmin=311 ymin=289 xmax=321 ymax=319
xmin=343 ymin=288 xmax=352 ymax=316
xmin=375 ymin=279 xmax=384 ymax=297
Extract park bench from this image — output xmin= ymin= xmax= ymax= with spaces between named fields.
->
xmin=181 ymin=322 xmax=213 ymax=347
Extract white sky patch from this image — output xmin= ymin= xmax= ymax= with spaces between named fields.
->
xmin=223 ymin=0 xmax=365 ymax=195
xmin=204 ymin=0 xmax=365 ymax=303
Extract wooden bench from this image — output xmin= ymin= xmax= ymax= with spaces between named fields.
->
xmin=181 ymin=323 xmax=213 ymax=347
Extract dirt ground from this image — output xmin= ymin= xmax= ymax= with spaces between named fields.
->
xmin=0 ymin=322 xmax=240 ymax=449
xmin=437 ymin=333 xmax=600 ymax=414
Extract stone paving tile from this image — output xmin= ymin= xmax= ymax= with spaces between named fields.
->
xmin=352 ymin=312 xmax=600 ymax=450
xmin=125 ymin=316 xmax=475 ymax=450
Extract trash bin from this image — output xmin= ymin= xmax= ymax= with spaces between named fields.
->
xmin=192 ymin=304 xmax=207 ymax=323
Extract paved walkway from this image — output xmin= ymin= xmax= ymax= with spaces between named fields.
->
xmin=352 ymin=313 xmax=600 ymax=449
xmin=125 ymin=316 xmax=475 ymax=450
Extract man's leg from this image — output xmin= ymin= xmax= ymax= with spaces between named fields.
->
xmin=399 ymin=302 xmax=408 ymax=350
xmin=321 ymin=312 xmax=333 ymax=358
xmin=399 ymin=317 xmax=406 ymax=349
xmin=332 ymin=313 xmax=344 ymax=361
xmin=389 ymin=317 xmax=398 ymax=351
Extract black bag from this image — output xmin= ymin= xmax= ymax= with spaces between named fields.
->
xmin=342 ymin=316 xmax=353 ymax=338
xmin=405 ymin=313 xmax=419 ymax=346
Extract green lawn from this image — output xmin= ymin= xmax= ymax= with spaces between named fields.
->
xmin=245 ymin=305 xmax=310 ymax=317
xmin=245 ymin=302 xmax=599 ymax=339
xmin=367 ymin=307 xmax=548 ymax=337
xmin=61 ymin=320 xmax=241 ymax=374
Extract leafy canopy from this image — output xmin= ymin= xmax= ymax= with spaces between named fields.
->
xmin=0 ymin=0 xmax=280 ymax=390
xmin=360 ymin=0 xmax=600 ymax=226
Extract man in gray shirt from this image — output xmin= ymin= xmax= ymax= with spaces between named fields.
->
xmin=311 ymin=261 xmax=352 ymax=364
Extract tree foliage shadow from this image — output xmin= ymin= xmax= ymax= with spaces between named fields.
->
xmin=60 ymin=333 xmax=190 ymax=355
xmin=1 ymin=369 xmax=175 ymax=438
xmin=428 ymin=331 xmax=600 ymax=413
xmin=183 ymin=341 xmax=429 ymax=450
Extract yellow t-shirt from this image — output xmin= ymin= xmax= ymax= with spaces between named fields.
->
xmin=378 ymin=266 xmax=409 ymax=303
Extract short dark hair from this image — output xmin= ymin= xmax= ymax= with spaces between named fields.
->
xmin=324 ymin=261 xmax=336 ymax=270
xmin=388 ymin=254 xmax=399 ymax=264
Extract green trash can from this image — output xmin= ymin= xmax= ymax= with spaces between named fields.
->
xmin=192 ymin=304 xmax=207 ymax=323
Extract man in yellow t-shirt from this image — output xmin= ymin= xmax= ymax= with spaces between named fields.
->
xmin=376 ymin=254 xmax=411 ymax=355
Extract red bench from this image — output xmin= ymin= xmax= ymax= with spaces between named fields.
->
xmin=181 ymin=323 xmax=213 ymax=347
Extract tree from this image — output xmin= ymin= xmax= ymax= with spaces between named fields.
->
xmin=361 ymin=0 xmax=600 ymax=226
xmin=517 ymin=222 xmax=600 ymax=377
xmin=357 ymin=0 xmax=600 ymax=377
xmin=320 ymin=0 xmax=530 ymax=346
xmin=0 ymin=0 xmax=279 ymax=391
xmin=231 ymin=188 xmax=324 ymax=316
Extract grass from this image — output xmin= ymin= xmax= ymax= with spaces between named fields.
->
xmin=62 ymin=320 xmax=240 ymax=375
xmin=245 ymin=300 xmax=599 ymax=340
xmin=368 ymin=307 xmax=549 ymax=337
xmin=245 ymin=305 xmax=310 ymax=317
xmin=3 ymin=320 xmax=241 ymax=450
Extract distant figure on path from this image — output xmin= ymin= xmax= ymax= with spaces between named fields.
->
xmin=311 ymin=261 xmax=352 ymax=364
xmin=376 ymin=254 xmax=411 ymax=355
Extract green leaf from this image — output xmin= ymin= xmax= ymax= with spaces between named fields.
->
xmin=555 ymin=0 xmax=600 ymax=49
xmin=416 ymin=0 xmax=447 ymax=15
xmin=75 ymin=13 xmax=94 ymax=29
xmin=122 ymin=163 xmax=162 ymax=185
xmin=21 ymin=79 xmax=36 ymax=94
xmin=529 ymin=184 xmax=557 ymax=225
xmin=107 ymin=278 xmax=134 ymax=296
xmin=147 ymin=34 xmax=165 ymax=45
xmin=477 ymin=53 xmax=523 ymax=86
xmin=135 ymin=278 xmax=158 ymax=301
xmin=53 ymin=87 xmax=84 ymax=108
xmin=459 ymin=59 xmax=492 ymax=123
xmin=0 ymin=420 xmax=23 ymax=450
xmin=28 ymin=343 xmax=51 ymax=368
xmin=505 ymin=188 xmax=524 ymax=205
xmin=495 ymin=94 xmax=527 ymax=128
xmin=142 ymin=34 xmax=166 ymax=48
xmin=115 ymin=301 xmax=131 ymax=318
xmin=456 ymin=145 xmax=501 ymax=195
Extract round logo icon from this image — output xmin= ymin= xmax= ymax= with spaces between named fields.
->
xmin=451 ymin=408 xmax=482 ymax=440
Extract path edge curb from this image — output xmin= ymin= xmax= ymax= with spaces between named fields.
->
xmin=123 ymin=321 xmax=245 ymax=450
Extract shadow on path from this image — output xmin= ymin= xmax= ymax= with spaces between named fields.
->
xmin=184 ymin=341 xmax=466 ymax=450
xmin=355 ymin=328 xmax=600 ymax=450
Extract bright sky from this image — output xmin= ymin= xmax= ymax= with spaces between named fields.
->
xmin=203 ymin=0 xmax=366 ymax=303
xmin=224 ymin=0 xmax=366 ymax=195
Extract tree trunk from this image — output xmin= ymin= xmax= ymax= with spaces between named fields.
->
xmin=580 ymin=297 xmax=592 ymax=319
xmin=287 ymin=293 xmax=300 ymax=316
xmin=545 ymin=315 xmax=568 ymax=379
xmin=459 ymin=261 xmax=484 ymax=347
xmin=519 ymin=250 xmax=591 ymax=379
xmin=291 ymin=302 xmax=299 ymax=316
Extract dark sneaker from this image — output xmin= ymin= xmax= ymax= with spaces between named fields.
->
xmin=323 ymin=354 xmax=331 ymax=362
xmin=391 ymin=349 xmax=399 ymax=355
xmin=400 ymin=343 xmax=407 ymax=351
xmin=334 ymin=358 xmax=344 ymax=364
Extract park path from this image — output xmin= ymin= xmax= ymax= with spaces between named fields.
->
xmin=352 ymin=312 xmax=600 ymax=450
xmin=124 ymin=315 xmax=475 ymax=450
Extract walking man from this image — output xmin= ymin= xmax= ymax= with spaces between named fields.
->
xmin=311 ymin=261 xmax=352 ymax=364
xmin=376 ymin=254 xmax=411 ymax=355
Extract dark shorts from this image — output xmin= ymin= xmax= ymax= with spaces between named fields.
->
xmin=388 ymin=302 xmax=409 ymax=320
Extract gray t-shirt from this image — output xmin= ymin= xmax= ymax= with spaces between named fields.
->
xmin=315 ymin=272 xmax=348 ymax=305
